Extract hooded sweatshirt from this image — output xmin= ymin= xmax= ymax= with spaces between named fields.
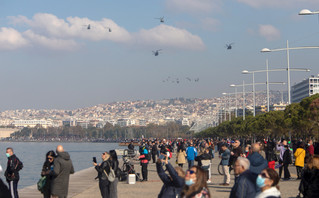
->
xmin=255 ymin=186 xmax=281 ymax=198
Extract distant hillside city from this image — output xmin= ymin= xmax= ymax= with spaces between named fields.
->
xmin=0 ymin=90 xmax=287 ymax=133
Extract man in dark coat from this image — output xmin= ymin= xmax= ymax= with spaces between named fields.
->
xmin=230 ymin=157 xmax=257 ymax=198
xmin=5 ymin=147 xmax=23 ymax=198
xmin=247 ymin=143 xmax=268 ymax=175
xmin=51 ymin=145 xmax=75 ymax=198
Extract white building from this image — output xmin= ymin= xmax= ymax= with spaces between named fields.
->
xmin=13 ymin=120 xmax=53 ymax=128
xmin=291 ymin=74 xmax=319 ymax=103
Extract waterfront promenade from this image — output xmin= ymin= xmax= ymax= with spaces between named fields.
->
xmin=20 ymin=154 xmax=301 ymax=198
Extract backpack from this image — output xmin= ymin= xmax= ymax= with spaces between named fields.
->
xmin=104 ymin=161 xmax=116 ymax=182
xmin=37 ymin=176 xmax=47 ymax=193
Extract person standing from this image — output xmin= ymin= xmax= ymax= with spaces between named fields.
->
xmin=139 ymin=142 xmax=149 ymax=181
xmin=294 ymin=142 xmax=306 ymax=179
xmin=247 ymin=143 xmax=268 ymax=175
xmin=176 ymin=146 xmax=186 ymax=168
xmin=220 ymin=144 xmax=231 ymax=186
xmin=5 ymin=147 xmax=23 ymax=198
xmin=51 ymin=145 xmax=75 ymax=198
xmin=151 ymin=141 xmax=158 ymax=163
xmin=276 ymin=139 xmax=287 ymax=179
xmin=255 ymin=168 xmax=281 ymax=198
xmin=230 ymin=157 xmax=257 ymax=198
xmin=94 ymin=152 xmax=112 ymax=198
xmin=186 ymin=143 xmax=198 ymax=169
xmin=41 ymin=150 xmax=57 ymax=198
xmin=109 ymin=150 xmax=119 ymax=198
xmin=282 ymin=145 xmax=291 ymax=180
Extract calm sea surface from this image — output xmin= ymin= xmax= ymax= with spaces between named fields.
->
xmin=0 ymin=142 xmax=127 ymax=189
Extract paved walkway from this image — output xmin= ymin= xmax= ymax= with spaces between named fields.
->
xmin=20 ymin=154 xmax=301 ymax=198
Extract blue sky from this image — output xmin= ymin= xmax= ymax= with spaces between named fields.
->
xmin=0 ymin=0 xmax=319 ymax=110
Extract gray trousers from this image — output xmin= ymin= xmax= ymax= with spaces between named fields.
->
xmin=109 ymin=178 xmax=118 ymax=198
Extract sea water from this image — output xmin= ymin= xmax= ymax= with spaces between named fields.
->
xmin=0 ymin=142 xmax=125 ymax=189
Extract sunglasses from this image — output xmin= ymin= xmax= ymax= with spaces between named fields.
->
xmin=187 ymin=170 xmax=196 ymax=174
xmin=260 ymin=173 xmax=269 ymax=178
xmin=47 ymin=157 xmax=54 ymax=160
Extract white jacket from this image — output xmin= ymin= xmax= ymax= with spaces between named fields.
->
xmin=255 ymin=186 xmax=281 ymax=198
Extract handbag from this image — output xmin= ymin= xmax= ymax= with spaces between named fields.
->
xmin=104 ymin=161 xmax=116 ymax=182
xmin=37 ymin=176 xmax=47 ymax=193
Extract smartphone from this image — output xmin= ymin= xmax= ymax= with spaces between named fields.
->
xmin=93 ymin=157 xmax=97 ymax=163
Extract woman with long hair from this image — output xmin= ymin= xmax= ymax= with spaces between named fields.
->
xmin=109 ymin=150 xmax=119 ymax=198
xmin=299 ymin=155 xmax=319 ymax=198
xmin=41 ymin=150 xmax=57 ymax=198
xmin=94 ymin=152 xmax=112 ymax=198
xmin=255 ymin=168 xmax=281 ymax=198
xmin=181 ymin=166 xmax=210 ymax=198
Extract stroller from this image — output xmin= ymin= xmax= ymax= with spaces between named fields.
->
xmin=119 ymin=149 xmax=141 ymax=182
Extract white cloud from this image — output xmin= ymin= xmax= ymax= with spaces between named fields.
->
xmin=237 ymin=0 xmax=319 ymax=8
xmin=135 ymin=24 xmax=205 ymax=50
xmin=259 ymin=25 xmax=280 ymax=41
xmin=6 ymin=13 xmax=204 ymax=51
xmin=165 ymin=0 xmax=222 ymax=14
xmin=23 ymin=30 xmax=79 ymax=50
xmin=0 ymin=27 xmax=29 ymax=50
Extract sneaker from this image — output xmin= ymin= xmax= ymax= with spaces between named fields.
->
xmin=207 ymin=179 xmax=211 ymax=183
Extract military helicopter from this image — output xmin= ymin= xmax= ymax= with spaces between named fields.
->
xmin=106 ymin=27 xmax=112 ymax=32
xmin=83 ymin=24 xmax=91 ymax=30
xmin=152 ymin=49 xmax=162 ymax=56
xmin=155 ymin=17 xmax=165 ymax=23
xmin=225 ymin=43 xmax=234 ymax=50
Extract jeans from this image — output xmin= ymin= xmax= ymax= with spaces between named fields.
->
xmin=99 ymin=179 xmax=110 ymax=198
xmin=109 ymin=178 xmax=118 ymax=198
xmin=141 ymin=163 xmax=148 ymax=180
xmin=188 ymin=160 xmax=194 ymax=169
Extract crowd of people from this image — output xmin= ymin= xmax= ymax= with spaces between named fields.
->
xmin=133 ymin=137 xmax=319 ymax=198
xmin=0 ymin=137 xmax=318 ymax=198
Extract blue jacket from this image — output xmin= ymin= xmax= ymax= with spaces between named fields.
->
xmin=186 ymin=146 xmax=197 ymax=161
xmin=229 ymin=170 xmax=258 ymax=198
xmin=156 ymin=162 xmax=185 ymax=198
xmin=247 ymin=152 xmax=268 ymax=175
xmin=221 ymin=149 xmax=231 ymax=166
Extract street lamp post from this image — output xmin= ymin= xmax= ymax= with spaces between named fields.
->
xmin=261 ymin=40 xmax=318 ymax=104
xmin=231 ymin=81 xmax=285 ymax=117
xmin=230 ymin=85 xmax=238 ymax=118
xmin=243 ymin=80 xmax=245 ymax=121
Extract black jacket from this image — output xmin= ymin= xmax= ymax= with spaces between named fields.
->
xmin=230 ymin=170 xmax=258 ymax=198
xmin=5 ymin=154 xmax=23 ymax=181
xmin=41 ymin=160 xmax=54 ymax=195
xmin=283 ymin=149 xmax=292 ymax=165
xmin=157 ymin=162 xmax=184 ymax=198
xmin=0 ymin=178 xmax=11 ymax=198
xmin=95 ymin=159 xmax=111 ymax=183
xmin=299 ymin=168 xmax=319 ymax=198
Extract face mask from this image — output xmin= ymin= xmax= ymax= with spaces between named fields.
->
xmin=245 ymin=150 xmax=248 ymax=153
xmin=6 ymin=153 xmax=10 ymax=158
xmin=256 ymin=175 xmax=266 ymax=188
xmin=308 ymin=144 xmax=310 ymax=146
xmin=185 ymin=179 xmax=195 ymax=186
